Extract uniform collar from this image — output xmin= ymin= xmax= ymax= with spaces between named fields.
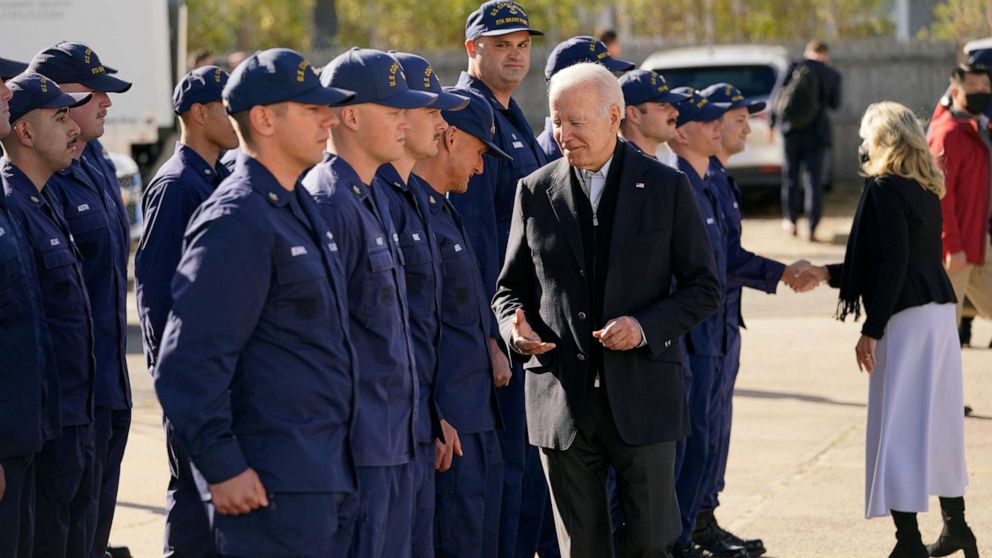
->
xmin=327 ymin=153 xmax=372 ymax=203
xmin=232 ymin=152 xmax=299 ymax=208
xmin=675 ymin=155 xmax=710 ymax=194
xmin=457 ymin=71 xmax=520 ymax=115
xmin=376 ymin=162 xmax=410 ymax=193
xmin=1 ymin=157 xmax=53 ymax=208
xmin=176 ymin=142 xmax=223 ymax=183
xmin=414 ymin=175 xmax=446 ymax=216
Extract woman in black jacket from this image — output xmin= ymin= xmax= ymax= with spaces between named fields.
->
xmin=807 ymin=102 xmax=977 ymax=558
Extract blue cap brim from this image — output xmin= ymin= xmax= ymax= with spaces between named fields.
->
xmin=603 ymin=58 xmax=636 ymax=73
xmin=291 ymin=84 xmax=357 ymax=107
xmin=660 ymin=90 xmax=692 ymax=104
xmin=377 ymin=89 xmax=438 ymax=109
xmin=82 ymin=72 xmax=133 ymax=93
xmin=0 ymin=58 xmax=28 ymax=80
xmin=480 ymin=27 xmax=544 ymax=37
xmin=43 ymin=91 xmax=93 ymax=110
xmin=432 ymin=91 xmax=470 ymax=111
xmin=480 ymin=136 xmax=513 ymax=161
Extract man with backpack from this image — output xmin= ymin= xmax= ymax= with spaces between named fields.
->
xmin=771 ymin=40 xmax=841 ymax=242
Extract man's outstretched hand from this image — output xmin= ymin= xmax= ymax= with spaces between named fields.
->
xmin=511 ymin=308 xmax=556 ymax=355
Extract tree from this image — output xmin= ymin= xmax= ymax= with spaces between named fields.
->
xmin=926 ymin=0 xmax=992 ymax=41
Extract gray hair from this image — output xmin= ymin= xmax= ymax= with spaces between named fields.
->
xmin=548 ymin=62 xmax=625 ymax=116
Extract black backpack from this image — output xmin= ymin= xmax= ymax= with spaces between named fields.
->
xmin=773 ymin=61 xmax=822 ymax=129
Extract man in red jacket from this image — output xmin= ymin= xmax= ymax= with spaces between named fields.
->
xmin=928 ymin=63 xmax=992 ymax=324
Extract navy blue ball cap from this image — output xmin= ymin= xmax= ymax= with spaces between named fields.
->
xmin=389 ymin=52 xmax=469 ymax=111
xmin=441 ymin=86 xmax=512 ymax=161
xmin=322 ymin=48 xmax=437 ymax=109
xmin=465 ymin=1 xmax=544 ymax=40
xmin=672 ymin=87 xmax=727 ymax=128
xmin=28 ymin=41 xmax=132 ymax=93
xmin=223 ymin=48 xmax=355 ymax=114
xmin=619 ymin=69 xmax=691 ymax=106
xmin=544 ymin=36 xmax=635 ymax=80
xmin=7 ymin=72 xmax=92 ymax=123
xmin=0 ymin=56 xmax=28 ymax=80
xmin=700 ymin=82 xmax=766 ymax=114
xmin=967 ymin=49 xmax=992 ymax=70
xmin=173 ymin=65 xmax=229 ymax=115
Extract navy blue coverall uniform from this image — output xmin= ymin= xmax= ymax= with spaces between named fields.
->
xmin=49 ymin=140 xmax=133 ymax=558
xmin=450 ymin=71 xmax=555 ymax=558
xmin=673 ymin=156 xmax=728 ymax=545
xmin=700 ymin=157 xmax=784 ymax=513
xmin=304 ymin=154 xmax=419 ymax=558
xmin=418 ymin=178 xmax=505 ymax=558
xmin=0 ymin=160 xmax=61 ymax=558
xmin=135 ymin=142 xmax=230 ymax=557
xmin=375 ymin=163 xmax=444 ymax=558
xmin=155 ymin=154 xmax=359 ymax=558
xmin=3 ymin=157 xmax=97 ymax=558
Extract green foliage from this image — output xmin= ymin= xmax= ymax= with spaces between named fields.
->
xmin=185 ymin=0 xmax=898 ymax=56
xmin=187 ymin=0 xmax=317 ymax=53
xmin=925 ymin=0 xmax=992 ymax=42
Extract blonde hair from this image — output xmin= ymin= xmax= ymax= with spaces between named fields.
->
xmin=858 ymin=101 xmax=945 ymax=197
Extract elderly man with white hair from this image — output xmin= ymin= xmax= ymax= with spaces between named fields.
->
xmin=492 ymin=62 xmax=721 ymax=557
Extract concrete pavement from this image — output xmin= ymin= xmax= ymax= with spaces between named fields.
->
xmin=108 ymin=191 xmax=991 ymax=557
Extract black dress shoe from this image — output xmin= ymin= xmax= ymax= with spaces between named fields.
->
xmin=671 ymin=542 xmax=704 ymax=558
xmin=106 ymin=546 xmax=133 ymax=558
xmin=692 ymin=530 xmax=749 ymax=558
xmin=710 ymin=523 xmax=766 ymax=557
xmin=693 ymin=511 xmax=764 ymax=557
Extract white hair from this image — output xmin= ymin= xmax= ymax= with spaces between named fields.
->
xmin=548 ymin=62 xmax=625 ymax=116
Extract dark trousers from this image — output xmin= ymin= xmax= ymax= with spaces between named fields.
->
xmin=349 ymin=463 xmax=414 ymax=558
xmin=413 ymin=442 xmax=436 ymax=558
xmin=781 ymin=131 xmax=826 ymax=231
xmin=496 ymin=364 xmax=552 ymax=558
xmin=90 ymin=407 xmax=130 ymax=558
xmin=541 ymin=388 xmax=680 ymax=558
xmin=701 ymin=325 xmax=743 ymax=512
xmin=214 ymin=491 xmax=357 ymax=558
xmin=163 ymin=420 xmax=214 ymax=558
xmin=435 ymin=430 xmax=503 ymax=558
xmin=33 ymin=423 xmax=98 ymax=558
xmin=674 ymin=355 xmax=722 ymax=543
xmin=0 ymin=455 xmax=35 ymax=558
xmin=516 ymin=444 xmax=560 ymax=558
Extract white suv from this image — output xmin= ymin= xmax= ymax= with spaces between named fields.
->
xmin=642 ymin=44 xmax=790 ymax=188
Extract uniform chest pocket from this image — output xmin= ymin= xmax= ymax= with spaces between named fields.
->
xmin=38 ymin=246 xmax=77 ymax=301
xmin=274 ymin=255 xmax=331 ymax=323
xmin=0 ymin=235 xmax=26 ymax=326
xmin=359 ymin=241 xmax=400 ymax=327
xmin=67 ymin=209 xmax=108 ymax=261
xmin=440 ymin=242 xmax=479 ymax=326
xmin=399 ymin=235 xmax=434 ymax=299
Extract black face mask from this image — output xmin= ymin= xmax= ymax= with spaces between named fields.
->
xmin=965 ymin=92 xmax=992 ymax=115
xmin=858 ymin=143 xmax=870 ymax=165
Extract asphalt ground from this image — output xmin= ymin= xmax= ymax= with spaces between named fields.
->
xmin=109 ymin=184 xmax=991 ymax=556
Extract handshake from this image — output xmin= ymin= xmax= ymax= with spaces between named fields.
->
xmin=781 ymin=260 xmax=828 ymax=293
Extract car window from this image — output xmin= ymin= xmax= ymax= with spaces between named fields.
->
xmin=650 ymin=65 xmax=778 ymax=98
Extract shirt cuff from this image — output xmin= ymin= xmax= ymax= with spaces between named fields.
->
xmin=636 ymin=320 xmax=647 ymax=348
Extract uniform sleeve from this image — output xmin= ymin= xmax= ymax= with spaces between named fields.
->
xmin=725 ymin=238 xmax=785 ymax=293
xmin=154 ymin=212 xmax=270 ymax=485
xmin=135 ymin=178 xmax=200 ymax=363
xmin=861 ymin=180 xmax=910 ymax=339
xmin=450 ymin=159 xmax=502 ymax=337
xmin=631 ymin=174 xmax=722 ymax=357
xmin=931 ymin=130 xmax=964 ymax=257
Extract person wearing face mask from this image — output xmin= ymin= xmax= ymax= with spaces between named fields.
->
xmin=927 ymin=63 xmax=992 ymax=334
xmin=805 ymin=102 xmax=976 ymax=558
